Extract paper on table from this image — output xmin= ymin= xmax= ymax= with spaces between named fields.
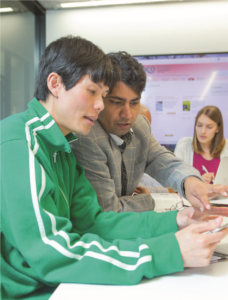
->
xmin=151 ymin=193 xmax=189 ymax=212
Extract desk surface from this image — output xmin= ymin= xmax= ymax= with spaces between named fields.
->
xmin=50 ymin=216 xmax=228 ymax=300
xmin=50 ymin=260 xmax=228 ymax=300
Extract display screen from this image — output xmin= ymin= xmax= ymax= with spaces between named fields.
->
xmin=134 ymin=53 xmax=228 ymax=150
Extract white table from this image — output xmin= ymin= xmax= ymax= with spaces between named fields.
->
xmin=50 ymin=215 xmax=228 ymax=300
xmin=50 ymin=260 xmax=228 ymax=300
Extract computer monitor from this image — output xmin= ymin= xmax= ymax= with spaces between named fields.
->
xmin=134 ymin=53 xmax=228 ymax=151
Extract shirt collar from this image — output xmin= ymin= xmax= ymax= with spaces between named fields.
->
xmin=110 ymin=128 xmax=134 ymax=146
xmin=109 ymin=134 xmax=124 ymax=146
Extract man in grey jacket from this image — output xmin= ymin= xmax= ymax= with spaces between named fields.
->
xmin=71 ymin=52 xmax=226 ymax=213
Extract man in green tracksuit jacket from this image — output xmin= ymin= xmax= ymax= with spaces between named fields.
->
xmin=1 ymin=36 xmax=228 ymax=300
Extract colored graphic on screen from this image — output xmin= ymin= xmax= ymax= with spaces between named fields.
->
xmin=134 ymin=53 xmax=228 ymax=149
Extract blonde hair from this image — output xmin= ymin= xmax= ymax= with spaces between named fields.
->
xmin=192 ymin=106 xmax=225 ymax=158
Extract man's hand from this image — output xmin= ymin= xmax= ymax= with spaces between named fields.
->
xmin=134 ymin=186 xmax=151 ymax=196
xmin=175 ymin=216 xmax=228 ymax=267
xmin=202 ymin=172 xmax=215 ymax=184
xmin=176 ymin=206 xmax=228 ymax=230
xmin=184 ymin=177 xmax=228 ymax=212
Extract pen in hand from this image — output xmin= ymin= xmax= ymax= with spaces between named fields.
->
xmin=202 ymin=165 xmax=215 ymax=184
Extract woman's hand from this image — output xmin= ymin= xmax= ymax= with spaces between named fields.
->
xmin=202 ymin=172 xmax=215 ymax=184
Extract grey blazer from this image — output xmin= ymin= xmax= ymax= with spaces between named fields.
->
xmin=72 ymin=115 xmax=201 ymax=212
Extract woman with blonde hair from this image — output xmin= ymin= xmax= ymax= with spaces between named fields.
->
xmin=174 ymin=106 xmax=228 ymax=184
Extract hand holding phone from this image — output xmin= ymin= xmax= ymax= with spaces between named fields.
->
xmin=205 ymin=223 xmax=228 ymax=234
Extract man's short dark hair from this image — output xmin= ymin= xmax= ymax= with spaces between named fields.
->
xmin=107 ymin=51 xmax=146 ymax=96
xmin=34 ymin=36 xmax=113 ymax=101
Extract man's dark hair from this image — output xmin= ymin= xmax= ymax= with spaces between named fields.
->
xmin=107 ymin=51 xmax=146 ymax=96
xmin=34 ymin=36 xmax=113 ymax=101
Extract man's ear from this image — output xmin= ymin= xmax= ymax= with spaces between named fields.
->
xmin=47 ymin=73 xmax=62 ymax=97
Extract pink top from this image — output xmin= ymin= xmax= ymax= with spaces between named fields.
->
xmin=193 ymin=151 xmax=220 ymax=184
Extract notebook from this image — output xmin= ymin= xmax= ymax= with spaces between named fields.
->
xmin=214 ymin=156 xmax=228 ymax=185
xmin=210 ymin=156 xmax=228 ymax=201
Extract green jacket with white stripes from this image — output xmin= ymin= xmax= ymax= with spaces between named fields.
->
xmin=1 ymin=98 xmax=183 ymax=300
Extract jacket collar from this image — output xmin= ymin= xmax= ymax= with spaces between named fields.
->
xmin=27 ymin=98 xmax=77 ymax=153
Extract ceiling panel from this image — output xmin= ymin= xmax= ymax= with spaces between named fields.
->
xmin=38 ymin=0 xmax=228 ymax=10
xmin=1 ymin=0 xmax=227 ymax=12
xmin=0 ymin=1 xmax=29 ymax=12
xmin=38 ymin=0 xmax=92 ymax=10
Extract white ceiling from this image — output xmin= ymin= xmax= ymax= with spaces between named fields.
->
xmin=1 ymin=0 xmax=227 ymax=12
xmin=38 ymin=0 xmax=228 ymax=10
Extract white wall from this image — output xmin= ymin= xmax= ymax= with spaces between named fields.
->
xmin=46 ymin=1 xmax=228 ymax=55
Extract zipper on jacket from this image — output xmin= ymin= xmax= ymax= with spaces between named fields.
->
xmin=58 ymin=186 xmax=70 ymax=211
xmin=53 ymin=152 xmax=57 ymax=163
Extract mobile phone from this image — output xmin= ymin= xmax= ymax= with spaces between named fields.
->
xmin=210 ymin=203 xmax=228 ymax=208
xmin=209 ymin=223 xmax=228 ymax=234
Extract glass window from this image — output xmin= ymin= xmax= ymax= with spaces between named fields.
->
xmin=1 ymin=2 xmax=35 ymax=119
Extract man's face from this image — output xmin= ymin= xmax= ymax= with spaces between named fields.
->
xmin=98 ymin=81 xmax=140 ymax=137
xmin=52 ymin=75 xmax=109 ymax=136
